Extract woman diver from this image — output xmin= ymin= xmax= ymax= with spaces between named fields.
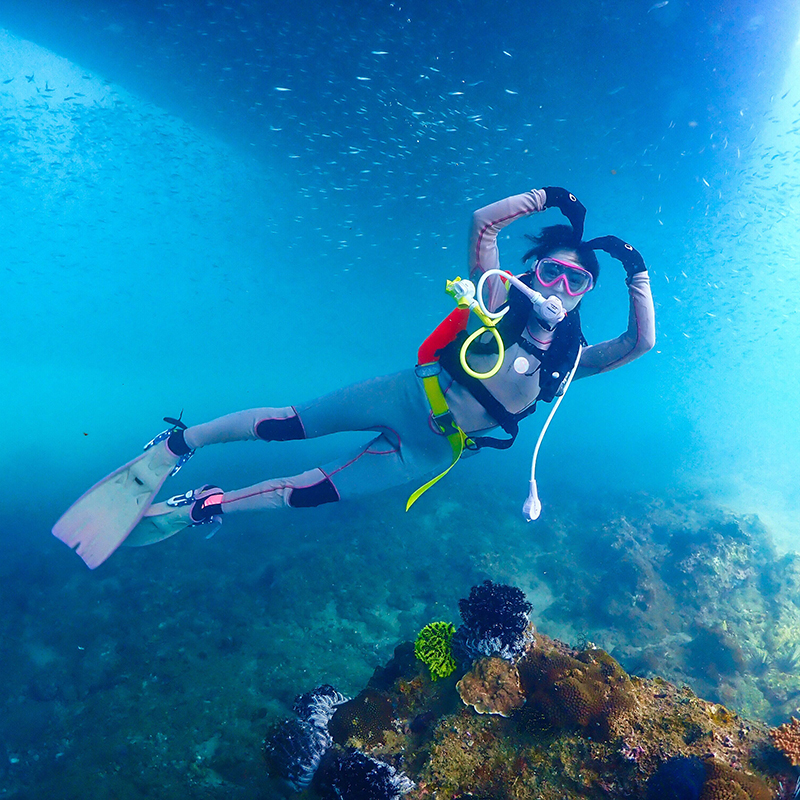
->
xmin=53 ymin=187 xmax=655 ymax=568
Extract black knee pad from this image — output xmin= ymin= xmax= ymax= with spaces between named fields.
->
xmin=288 ymin=478 xmax=339 ymax=508
xmin=256 ymin=415 xmax=305 ymax=442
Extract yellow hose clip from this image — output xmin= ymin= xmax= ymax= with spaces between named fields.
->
xmin=445 ymin=276 xmax=507 ymax=380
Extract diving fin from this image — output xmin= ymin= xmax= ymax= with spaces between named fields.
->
xmin=122 ymin=498 xmax=194 ymax=547
xmin=124 ymin=486 xmax=223 ymax=548
xmin=52 ymin=439 xmax=182 ymax=569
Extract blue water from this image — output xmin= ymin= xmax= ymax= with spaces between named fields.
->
xmin=1 ymin=0 xmax=799 ymax=796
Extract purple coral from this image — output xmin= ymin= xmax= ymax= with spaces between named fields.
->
xmin=454 ymin=580 xmax=534 ymax=662
xmin=293 ymin=684 xmax=350 ymax=730
xmin=263 ymin=684 xmax=349 ymax=791
xmin=263 ymin=718 xmax=332 ymax=791
xmin=316 ymin=750 xmax=414 ymax=800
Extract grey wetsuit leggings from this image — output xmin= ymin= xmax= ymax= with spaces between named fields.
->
xmin=181 ymin=370 xmax=454 ymax=514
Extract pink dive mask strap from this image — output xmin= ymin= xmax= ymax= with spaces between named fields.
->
xmin=535 ymin=258 xmax=594 ymax=297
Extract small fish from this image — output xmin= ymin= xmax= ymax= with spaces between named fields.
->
xmin=648 ymin=0 xmax=668 ymax=11
xmin=448 ymin=91 xmax=464 ymax=96
xmin=371 ymin=50 xmax=388 ymax=55
xmin=608 ymin=86 xmax=626 ymax=95
xmin=505 ymin=89 xmax=518 ymax=95
xmin=274 ymin=86 xmax=291 ymax=91
xmin=502 ymin=50 xmax=512 ymax=57
xmin=2 ymin=78 xmax=13 ymax=84
xmin=356 ymin=76 xmax=371 ymax=81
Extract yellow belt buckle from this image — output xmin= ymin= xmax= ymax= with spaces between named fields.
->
xmin=432 ymin=409 xmax=458 ymax=438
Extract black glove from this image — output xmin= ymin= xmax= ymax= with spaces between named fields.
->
xmin=542 ymin=186 xmax=586 ymax=240
xmin=586 ymin=235 xmax=646 ymax=280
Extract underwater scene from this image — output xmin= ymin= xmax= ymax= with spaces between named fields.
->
xmin=1 ymin=0 xmax=800 ymax=797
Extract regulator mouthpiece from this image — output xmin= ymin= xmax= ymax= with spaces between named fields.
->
xmin=499 ymin=272 xmax=566 ymax=327
xmin=531 ymin=293 xmax=566 ymax=327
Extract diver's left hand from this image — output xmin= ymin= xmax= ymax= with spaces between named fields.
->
xmin=542 ymin=186 xmax=586 ymax=239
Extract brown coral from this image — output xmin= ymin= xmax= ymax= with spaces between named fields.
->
xmin=328 ymin=688 xmax=396 ymax=747
xmin=769 ymin=716 xmax=800 ymax=766
xmin=699 ymin=759 xmax=771 ymax=800
xmin=456 ymin=656 xmax=526 ymax=717
xmin=699 ymin=779 xmax=749 ymax=800
xmin=517 ymin=645 xmax=634 ymax=740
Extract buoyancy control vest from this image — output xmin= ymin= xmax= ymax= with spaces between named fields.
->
xmin=436 ymin=276 xmax=586 ymax=450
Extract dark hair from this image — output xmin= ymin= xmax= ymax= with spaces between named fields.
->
xmin=522 ymin=224 xmax=600 ymax=284
xmin=482 ymin=223 xmax=590 ymax=377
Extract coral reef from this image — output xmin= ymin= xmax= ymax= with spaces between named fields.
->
xmin=456 ymin=656 xmax=526 ymax=717
xmin=646 ymin=755 xmax=707 ymax=800
xmin=769 ymin=717 xmax=800 ymax=766
xmin=265 ymin=683 xmax=414 ymax=797
xmin=11 ymin=491 xmax=800 ymax=799
xmin=293 ymin=684 xmax=351 ymax=730
xmin=531 ymin=496 xmax=800 ymax=724
xmin=414 ymin=621 xmax=457 ymax=681
xmin=328 ymin=688 xmax=398 ymax=748
xmin=517 ymin=642 xmax=634 ymax=740
xmin=411 ymin=632 xmax=781 ymax=798
xmin=263 ymin=684 xmax=348 ymax=790
xmin=453 ymin=580 xmax=535 ymax=662
xmin=262 ymin=717 xmax=332 ymax=791
xmin=645 ymin=756 xmax=772 ymax=800
xmin=700 ymin=759 xmax=771 ymax=800
xmin=315 ymin=749 xmax=414 ymax=800
xmin=273 ymin=599 xmax=796 ymax=799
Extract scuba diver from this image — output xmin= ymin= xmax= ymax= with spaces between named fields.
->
xmin=53 ymin=187 xmax=655 ymax=568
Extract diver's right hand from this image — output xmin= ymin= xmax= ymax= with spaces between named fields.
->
xmin=542 ymin=187 xmax=586 ymax=239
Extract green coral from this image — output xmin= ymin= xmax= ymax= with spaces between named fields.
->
xmin=415 ymin=621 xmax=457 ymax=681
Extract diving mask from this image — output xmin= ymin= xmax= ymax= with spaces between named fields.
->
xmin=535 ymin=258 xmax=594 ymax=297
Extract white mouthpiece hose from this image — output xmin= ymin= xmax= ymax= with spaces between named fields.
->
xmin=476 ymin=269 xmax=565 ymax=326
xmin=523 ymin=344 xmax=583 ymax=522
